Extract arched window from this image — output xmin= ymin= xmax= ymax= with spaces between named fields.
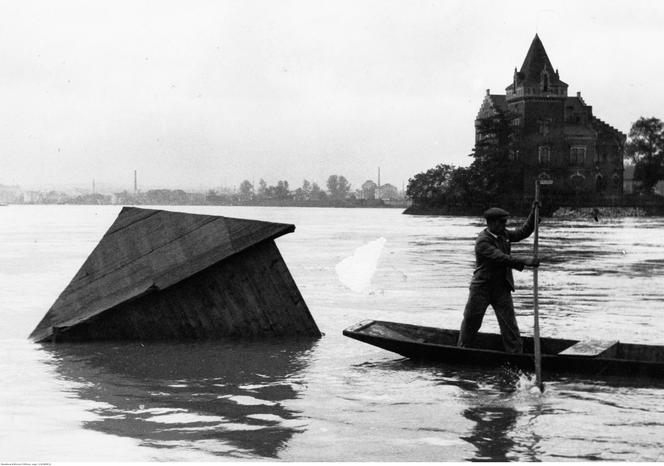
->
xmin=595 ymin=174 xmax=605 ymax=193
xmin=571 ymin=171 xmax=585 ymax=190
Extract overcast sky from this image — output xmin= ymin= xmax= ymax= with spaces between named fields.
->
xmin=2 ymin=0 xmax=663 ymax=191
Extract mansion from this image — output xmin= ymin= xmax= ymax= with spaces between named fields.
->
xmin=476 ymin=35 xmax=625 ymax=205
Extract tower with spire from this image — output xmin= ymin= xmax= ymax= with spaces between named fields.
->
xmin=475 ymin=34 xmax=625 ymax=207
xmin=506 ymin=34 xmax=568 ymax=100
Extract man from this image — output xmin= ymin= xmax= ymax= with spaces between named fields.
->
xmin=457 ymin=204 xmax=539 ymax=353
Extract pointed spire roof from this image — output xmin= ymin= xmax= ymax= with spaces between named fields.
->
xmin=29 ymin=207 xmax=296 ymax=342
xmin=517 ymin=34 xmax=566 ymax=87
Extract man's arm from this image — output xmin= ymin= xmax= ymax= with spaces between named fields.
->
xmin=476 ymin=237 xmax=530 ymax=271
xmin=507 ymin=202 xmax=538 ymax=243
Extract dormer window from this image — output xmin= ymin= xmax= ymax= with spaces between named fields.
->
xmin=541 ymin=69 xmax=550 ymax=92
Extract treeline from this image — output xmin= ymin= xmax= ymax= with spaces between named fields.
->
xmin=18 ymin=174 xmax=406 ymax=207
xmin=233 ymin=175 xmax=352 ymax=202
xmin=406 ymin=113 xmax=522 ymax=215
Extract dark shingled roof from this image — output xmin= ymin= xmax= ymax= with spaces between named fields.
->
xmin=476 ymin=93 xmax=507 ymax=120
xmin=516 ymin=34 xmax=567 ymax=88
xmin=29 ymin=207 xmax=296 ymax=342
xmin=488 ymin=94 xmax=507 ymax=112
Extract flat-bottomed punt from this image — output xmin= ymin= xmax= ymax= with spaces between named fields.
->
xmin=343 ymin=320 xmax=664 ymax=379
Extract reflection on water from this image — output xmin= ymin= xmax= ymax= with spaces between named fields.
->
xmin=451 ymin=368 xmax=542 ymax=462
xmin=42 ymin=340 xmax=317 ymax=459
xmin=462 ymin=405 xmax=519 ymax=461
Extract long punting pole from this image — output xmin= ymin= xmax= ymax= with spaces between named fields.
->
xmin=533 ymin=180 xmax=544 ymax=392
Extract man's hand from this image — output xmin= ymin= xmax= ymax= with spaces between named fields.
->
xmin=523 ymin=257 xmax=540 ymax=267
xmin=530 ymin=201 xmax=542 ymax=223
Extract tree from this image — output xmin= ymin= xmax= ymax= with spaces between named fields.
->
xmin=257 ymin=179 xmax=267 ymax=199
xmin=327 ymin=174 xmax=351 ymax=200
xmin=625 ymin=117 xmax=664 ymax=193
xmin=406 ymin=163 xmax=457 ymax=204
xmin=302 ymin=179 xmax=312 ymax=197
xmin=406 ymin=111 xmax=522 ymax=211
xmin=293 ymin=179 xmax=313 ymax=201
xmin=470 ymin=112 xmax=522 ymax=204
xmin=361 ymin=180 xmax=377 ymax=199
xmin=239 ymin=180 xmax=254 ymax=200
xmin=310 ymin=182 xmax=327 ymax=200
xmin=274 ymin=180 xmax=291 ymax=199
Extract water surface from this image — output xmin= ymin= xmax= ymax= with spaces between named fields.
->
xmin=1 ymin=205 xmax=663 ymax=461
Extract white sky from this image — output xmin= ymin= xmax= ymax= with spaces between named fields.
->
xmin=2 ymin=0 xmax=663 ymax=191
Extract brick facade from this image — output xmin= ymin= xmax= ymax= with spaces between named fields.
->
xmin=476 ymin=35 xmax=625 ymax=206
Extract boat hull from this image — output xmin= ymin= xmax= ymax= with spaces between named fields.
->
xmin=343 ymin=320 xmax=664 ymax=380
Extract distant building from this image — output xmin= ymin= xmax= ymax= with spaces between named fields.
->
xmin=377 ymin=183 xmax=399 ymax=200
xmin=0 ymin=185 xmax=22 ymax=204
xmin=24 ymin=191 xmax=43 ymax=204
xmin=476 ymin=35 xmax=625 ymax=205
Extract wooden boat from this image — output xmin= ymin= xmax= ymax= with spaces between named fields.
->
xmin=343 ymin=320 xmax=664 ymax=379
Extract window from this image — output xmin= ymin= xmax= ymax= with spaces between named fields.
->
xmin=612 ymin=173 xmax=621 ymax=188
xmin=538 ymin=119 xmax=551 ymax=136
xmin=571 ymin=171 xmax=585 ymax=189
xmin=541 ymin=70 xmax=550 ymax=92
xmin=570 ymin=146 xmax=586 ymax=165
xmin=538 ymin=146 xmax=551 ymax=165
xmin=595 ymin=175 xmax=605 ymax=193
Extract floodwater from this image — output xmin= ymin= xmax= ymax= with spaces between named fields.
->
xmin=1 ymin=205 xmax=664 ymax=461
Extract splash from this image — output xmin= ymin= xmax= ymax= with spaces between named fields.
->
xmin=515 ymin=371 xmax=546 ymax=395
xmin=502 ymin=365 xmax=546 ymax=395
xmin=335 ymin=237 xmax=387 ymax=292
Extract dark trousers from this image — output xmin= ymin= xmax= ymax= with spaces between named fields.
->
xmin=457 ymin=282 xmax=523 ymax=353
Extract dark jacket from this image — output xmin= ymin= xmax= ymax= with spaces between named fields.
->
xmin=470 ymin=212 xmax=536 ymax=291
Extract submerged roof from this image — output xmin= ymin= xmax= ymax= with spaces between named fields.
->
xmin=30 ymin=207 xmax=295 ymax=342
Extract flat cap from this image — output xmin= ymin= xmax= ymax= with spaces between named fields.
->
xmin=483 ymin=207 xmax=510 ymax=220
